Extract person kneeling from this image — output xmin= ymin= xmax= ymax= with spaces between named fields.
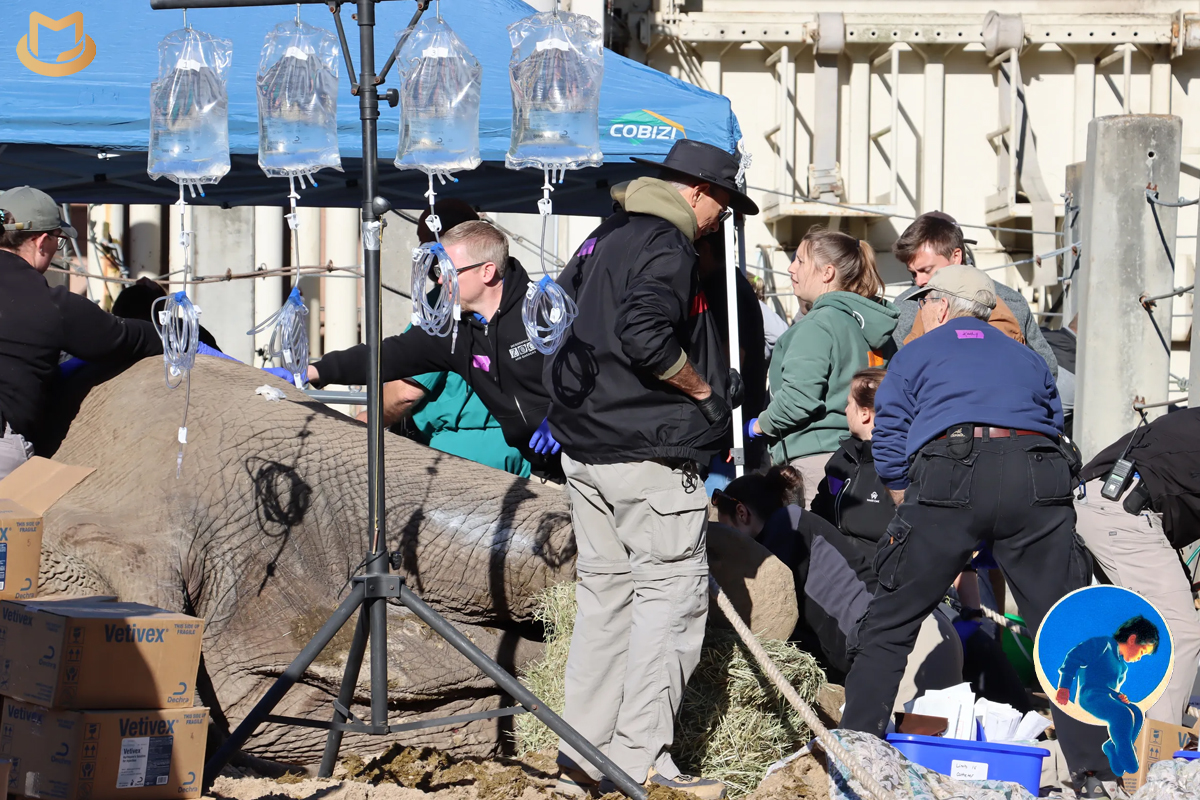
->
xmin=713 ymin=467 xmax=962 ymax=703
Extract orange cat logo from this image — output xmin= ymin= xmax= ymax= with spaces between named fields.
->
xmin=17 ymin=12 xmax=97 ymax=77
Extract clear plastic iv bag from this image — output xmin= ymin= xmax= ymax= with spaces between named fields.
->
xmin=257 ymin=19 xmax=342 ymax=179
xmin=506 ymin=10 xmax=604 ymax=172
xmin=148 ymin=28 xmax=233 ymax=188
xmin=394 ymin=17 xmax=482 ymax=175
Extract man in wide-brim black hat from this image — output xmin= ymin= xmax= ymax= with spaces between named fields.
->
xmin=543 ymin=139 xmax=757 ymax=800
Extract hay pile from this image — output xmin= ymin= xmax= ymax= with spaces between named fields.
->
xmin=514 ymin=582 xmax=825 ymax=798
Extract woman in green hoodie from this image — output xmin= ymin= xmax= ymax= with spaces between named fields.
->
xmin=748 ymin=227 xmax=899 ymax=499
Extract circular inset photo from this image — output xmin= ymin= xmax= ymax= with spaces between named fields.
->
xmin=1034 ymin=585 xmax=1174 ymax=776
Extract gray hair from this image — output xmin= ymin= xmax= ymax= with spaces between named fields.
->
xmin=929 ymin=290 xmax=994 ymax=322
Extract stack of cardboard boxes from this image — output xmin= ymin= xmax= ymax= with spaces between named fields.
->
xmin=0 ymin=458 xmax=209 ymax=800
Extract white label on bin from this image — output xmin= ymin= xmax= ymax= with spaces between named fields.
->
xmin=950 ymin=760 xmax=989 ymax=781
xmin=118 ymin=737 xmax=149 ymax=788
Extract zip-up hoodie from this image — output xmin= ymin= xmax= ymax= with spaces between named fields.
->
xmin=312 ymin=258 xmax=558 ymax=475
xmin=545 ymin=178 xmax=728 ymax=465
xmin=759 ymin=291 xmax=898 ymax=462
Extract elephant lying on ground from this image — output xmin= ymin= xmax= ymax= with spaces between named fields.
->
xmin=37 ymin=357 xmax=795 ymax=766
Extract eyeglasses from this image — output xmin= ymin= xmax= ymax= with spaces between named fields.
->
xmin=717 ymin=209 xmax=733 ymax=225
xmin=433 ymin=260 xmax=487 ymax=281
xmin=710 ymin=488 xmax=740 ymax=513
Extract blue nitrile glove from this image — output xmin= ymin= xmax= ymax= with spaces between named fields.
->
xmin=746 ymin=418 xmax=762 ymax=439
xmin=262 ymin=366 xmax=295 ymax=382
xmin=529 ymin=418 xmax=561 ymax=456
xmin=198 ymin=342 xmax=239 ymax=362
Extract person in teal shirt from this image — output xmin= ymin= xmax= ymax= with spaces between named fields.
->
xmin=362 ymin=199 xmax=531 ymax=478
xmin=406 ymin=369 xmax=531 ymax=477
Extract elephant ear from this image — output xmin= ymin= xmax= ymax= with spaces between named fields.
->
xmin=706 ymin=522 xmax=799 ymax=641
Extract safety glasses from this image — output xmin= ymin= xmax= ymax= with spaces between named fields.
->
xmin=433 ymin=260 xmax=487 ymax=281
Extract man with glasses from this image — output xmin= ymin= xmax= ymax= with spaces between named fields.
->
xmin=307 ymin=219 xmax=562 ymax=480
xmin=544 ymin=140 xmax=758 ymax=800
xmin=361 ymin=201 xmax=531 ymax=478
xmin=0 ymin=186 xmax=163 ymax=479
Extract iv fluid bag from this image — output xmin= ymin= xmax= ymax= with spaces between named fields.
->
xmin=395 ymin=18 xmax=481 ymax=174
xmin=506 ymin=11 xmax=604 ymax=172
xmin=257 ymin=20 xmax=342 ymax=178
xmin=148 ymin=28 xmax=232 ymax=186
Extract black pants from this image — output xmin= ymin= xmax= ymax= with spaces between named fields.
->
xmin=841 ymin=432 xmax=1113 ymax=780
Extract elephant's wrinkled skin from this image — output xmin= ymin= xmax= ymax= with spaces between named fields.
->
xmin=40 ymin=357 xmax=798 ymax=766
xmin=41 ymin=357 xmax=576 ymax=764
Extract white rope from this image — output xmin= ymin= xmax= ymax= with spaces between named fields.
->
xmin=708 ymin=575 xmax=895 ymax=800
xmin=972 ymin=603 xmax=1031 ymax=639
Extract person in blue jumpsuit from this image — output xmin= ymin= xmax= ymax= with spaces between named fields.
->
xmin=1055 ymin=616 xmax=1161 ymax=776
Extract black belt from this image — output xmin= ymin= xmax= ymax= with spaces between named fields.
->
xmin=938 ymin=427 xmax=1043 ymax=441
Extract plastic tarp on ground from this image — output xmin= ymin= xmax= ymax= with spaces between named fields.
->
xmin=0 ymin=0 xmax=741 ymax=215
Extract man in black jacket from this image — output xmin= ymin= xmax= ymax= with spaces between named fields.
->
xmin=306 ymin=221 xmax=561 ymax=479
xmin=545 ymin=140 xmax=757 ymax=800
xmin=0 ymin=186 xmax=163 ymax=478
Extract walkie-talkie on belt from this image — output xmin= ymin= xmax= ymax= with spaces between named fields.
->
xmin=1101 ymin=417 xmax=1145 ymax=501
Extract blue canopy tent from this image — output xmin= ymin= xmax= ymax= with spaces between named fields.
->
xmin=0 ymin=0 xmax=741 ymax=216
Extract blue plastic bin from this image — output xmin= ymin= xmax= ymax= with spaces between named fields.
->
xmin=886 ymin=734 xmax=1049 ymax=793
xmin=1173 ymin=750 xmax=1200 ymax=760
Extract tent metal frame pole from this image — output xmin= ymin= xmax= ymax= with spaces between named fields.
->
xmin=145 ymin=3 xmax=645 ymax=798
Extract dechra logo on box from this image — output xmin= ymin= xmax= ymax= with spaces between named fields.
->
xmin=17 ymin=12 xmax=97 ymax=77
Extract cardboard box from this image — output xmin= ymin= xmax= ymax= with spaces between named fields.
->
xmin=0 ymin=698 xmax=207 ymax=800
xmin=1120 ymin=718 xmax=1199 ymax=792
xmin=0 ymin=458 xmax=94 ymax=602
xmin=0 ymin=597 xmax=204 ymax=710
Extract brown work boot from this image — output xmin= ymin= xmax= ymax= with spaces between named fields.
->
xmin=555 ymin=766 xmax=600 ymax=798
xmin=646 ymin=767 xmax=727 ymax=800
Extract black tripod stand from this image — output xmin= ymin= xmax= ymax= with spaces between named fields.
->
xmin=146 ymin=1 xmax=644 ymax=796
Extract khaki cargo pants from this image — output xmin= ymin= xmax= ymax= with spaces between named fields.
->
xmin=557 ymin=454 xmax=710 ymax=784
xmin=1075 ymin=479 xmax=1200 ymax=725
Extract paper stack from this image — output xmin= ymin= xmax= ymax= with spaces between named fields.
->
xmin=974 ymin=698 xmax=1052 ymax=743
xmin=905 ymin=683 xmax=1053 ymax=744
xmin=911 ymin=683 xmax=977 ymax=740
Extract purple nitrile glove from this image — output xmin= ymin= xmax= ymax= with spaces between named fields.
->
xmin=197 ymin=342 xmax=239 ymax=362
xmin=529 ymin=418 xmax=561 ymax=456
xmin=262 ymin=366 xmax=295 ymax=383
xmin=746 ymin=418 xmax=762 ymax=439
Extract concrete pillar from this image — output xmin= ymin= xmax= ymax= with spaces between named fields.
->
xmin=167 ymin=200 xmax=195 ymax=301
xmin=916 ymin=46 xmax=949 ymax=212
xmin=569 ymin=0 xmax=604 ymax=27
xmin=812 ymin=53 xmax=840 ymax=200
xmin=1076 ymin=115 xmax=1181 ymax=458
xmin=1191 ymin=199 xmax=1200 ymax=408
xmin=847 ymin=51 xmax=870 ymax=204
xmin=86 ymin=204 xmax=125 ymax=309
xmin=324 ymin=207 xmax=361 ymax=353
xmin=700 ymin=44 xmax=721 ymax=95
xmin=252 ymin=207 xmax=285 ymax=365
xmin=1149 ymin=47 xmax=1172 ymax=115
xmin=380 ymin=212 xmax=418 ymax=339
xmin=1065 ymin=46 xmax=1103 ymax=163
xmin=293 ymin=207 xmax=322 ymax=357
xmin=1062 ymin=162 xmax=1085 ymax=327
xmin=191 ymin=206 xmax=256 ymax=363
xmin=127 ymin=204 xmax=163 ymax=279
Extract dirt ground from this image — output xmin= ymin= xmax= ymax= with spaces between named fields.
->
xmin=203 ymin=744 xmax=833 ymax=800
